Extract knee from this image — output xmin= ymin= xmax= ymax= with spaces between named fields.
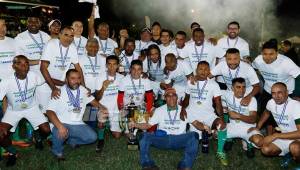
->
xmin=39 ymin=123 xmax=51 ymax=135
xmin=216 ymin=118 xmax=226 ymax=130
xmin=87 ymin=131 xmax=97 ymax=143
xmin=261 ymin=145 xmax=273 ymax=156
xmin=250 ymin=135 xmax=263 ymax=147
xmin=290 ymin=142 xmax=300 ymax=157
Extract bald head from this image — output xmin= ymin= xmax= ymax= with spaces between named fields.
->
xmin=271 ymin=82 xmax=288 ymax=104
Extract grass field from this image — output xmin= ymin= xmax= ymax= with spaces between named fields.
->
xmin=0 ymin=131 xmax=299 ymax=170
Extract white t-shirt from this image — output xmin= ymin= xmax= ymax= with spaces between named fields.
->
xmin=266 ymin=98 xmax=300 ymax=133
xmin=149 ymin=104 xmax=188 ymax=135
xmin=185 ymin=79 xmax=222 ymax=114
xmin=0 ymin=71 xmax=43 ymax=111
xmin=95 ymin=73 xmax=124 ymax=117
xmin=119 ymin=50 xmax=140 ymax=74
xmin=47 ymin=85 xmax=94 ymax=125
xmin=143 ymin=59 xmax=165 ymax=82
xmin=172 ymin=45 xmax=189 ymax=59
xmin=94 ymin=37 xmax=118 ymax=56
xmin=166 ymin=60 xmax=193 ymax=87
xmin=211 ymin=61 xmax=259 ymax=94
xmin=217 ymin=36 xmax=250 ymax=59
xmin=222 ymin=90 xmax=257 ymax=127
xmin=185 ymin=41 xmax=224 ymax=70
xmin=0 ymin=36 xmax=16 ymax=80
xmin=41 ymin=39 xmax=79 ymax=82
xmin=79 ymin=54 xmax=106 ymax=92
xmin=134 ymin=40 xmax=156 ymax=54
xmin=15 ymin=30 xmax=50 ymax=72
xmin=159 ymin=44 xmax=177 ymax=60
xmin=73 ymin=36 xmax=87 ymax=57
xmin=252 ymin=54 xmax=300 ymax=94
xmin=119 ymin=75 xmax=152 ymax=106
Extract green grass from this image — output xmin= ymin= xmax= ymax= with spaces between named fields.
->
xmin=0 ymin=133 xmax=299 ymax=170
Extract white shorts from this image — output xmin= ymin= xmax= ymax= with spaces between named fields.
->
xmin=2 ymin=105 xmax=48 ymax=132
xmin=272 ymin=139 xmax=298 ymax=156
xmin=227 ymin=123 xmax=262 ymax=147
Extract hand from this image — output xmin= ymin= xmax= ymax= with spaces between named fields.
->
xmin=180 ymin=108 xmax=187 ymax=121
xmin=85 ymin=87 xmax=92 ymax=97
xmin=241 ymin=95 xmax=252 ymax=106
xmin=51 ymin=87 xmax=61 ymax=99
xmin=208 ymin=37 xmax=218 ymax=46
xmin=247 ymin=127 xmax=260 ymax=134
xmin=263 ymin=135 xmax=277 ymax=145
xmin=119 ymin=29 xmax=129 ymax=39
xmin=228 ymin=111 xmax=241 ymax=120
xmin=203 ymin=125 xmax=211 ymax=134
xmin=102 ymin=80 xmax=112 ymax=90
xmin=98 ymin=106 xmax=109 ymax=122
xmin=128 ymin=121 xmax=135 ymax=129
xmin=292 ymin=96 xmax=300 ymax=102
xmin=188 ymin=75 xmax=195 ymax=85
xmin=57 ymin=125 xmax=68 ymax=139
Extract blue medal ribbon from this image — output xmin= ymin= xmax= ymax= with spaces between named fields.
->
xmin=14 ymin=73 xmax=28 ymax=103
xmin=232 ymin=96 xmax=242 ymax=114
xmin=28 ymin=31 xmax=44 ymax=54
xmin=100 ymin=39 xmax=108 ymax=54
xmin=130 ymin=76 xmax=141 ymax=96
xmin=227 ymin=37 xmax=239 ymax=48
xmin=276 ymin=100 xmax=288 ymax=126
xmin=194 ymin=43 xmax=204 ymax=63
xmin=196 ymin=80 xmax=208 ymax=102
xmin=66 ymin=86 xmax=81 ymax=109
xmin=228 ymin=66 xmax=240 ymax=82
xmin=59 ymin=42 xmax=70 ymax=69
xmin=74 ymin=37 xmax=82 ymax=53
xmin=87 ymin=56 xmax=98 ymax=75
xmin=167 ymin=106 xmax=178 ymax=125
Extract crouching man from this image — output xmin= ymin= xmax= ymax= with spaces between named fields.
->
xmin=129 ymin=88 xmax=199 ymax=170
xmin=46 ymin=69 xmax=108 ymax=160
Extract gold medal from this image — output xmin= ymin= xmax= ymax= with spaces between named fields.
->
xmin=197 ymin=101 xmax=202 ymax=105
xmin=235 ymin=120 xmax=240 ymax=123
xmin=21 ymin=103 xmax=28 ymax=109
xmin=73 ymin=108 xmax=81 ymax=113
xmin=275 ymin=126 xmax=282 ymax=132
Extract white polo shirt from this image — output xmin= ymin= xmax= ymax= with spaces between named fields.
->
xmin=0 ymin=36 xmax=16 ymax=80
xmin=73 ymin=36 xmax=87 ymax=57
xmin=94 ymin=37 xmax=118 ymax=56
xmin=217 ymin=36 xmax=250 ymax=59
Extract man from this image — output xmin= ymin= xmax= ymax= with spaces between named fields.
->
xmin=217 ymin=21 xmax=250 ymax=62
xmin=134 ymin=27 xmax=156 ymax=56
xmin=48 ymin=19 xmax=61 ymax=39
xmin=46 ymin=69 xmax=108 ymax=160
xmin=40 ymin=26 xmax=85 ymax=114
xmin=88 ymin=9 xmax=118 ymax=56
xmin=181 ymin=61 xmax=228 ymax=166
xmin=173 ymin=31 xmax=189 ymax=59
xmin=130 ymin=88 xmax=199 ymax=170
xmin=151 ymin=21 xmax=162 ymax=45
xmin=119 ymin=38 xmax=139 ymax=75
xmin=79 ymin=38 xmax=106 ymax=93
xmin=210 ymin=48 xmax=260 ymax=106
xmin=0 ymin=56 xmax=51 ymax=166
xmin=0 ymin=19 xmax=15 ymax=81
xmin=159 ymin=29 xmax=176 ymax=60
xmin=222 ymin=77 xmax=263 ymax=158
xmin=252 ymin=40 xmax=300 ymax=135
xmin=162 ymin=53 xmax=193 ymax=101
xmin=15 ymin=15 xmax=50 ymax=75
xmin=281 ymin=40 xmax=299 ymax=67
xmin=117 ymin=60 xmax=153 ymax=114
xmin=248 ymin=82 xmax=300 ymax=167
xmin=186 ymin=22 xmax=200 ymax=44
xmin=94 ymin=55 xmax=124 ymax=151
xmin=72 ymin=20 xmax=88 ymax=58
xmin=185 ymin=28 xmax=223 ymax=71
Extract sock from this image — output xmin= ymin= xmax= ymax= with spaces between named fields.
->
xmin=223 ymin=113 xmax=229 ymax=123
xmin=4 ymin=146 xmax=16 ymax=154
xmin=98 ymin=128 xmax=105 ymax=140
xmin=217 ymin=129 xmax=227 ymax=153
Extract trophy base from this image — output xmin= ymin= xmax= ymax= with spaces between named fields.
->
xmin=127 ymin=141 xmax=139 ymax=150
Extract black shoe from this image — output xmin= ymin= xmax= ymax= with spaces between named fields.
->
xmin=96 ymin=140 xmax=104 ymax=153
xmin=224 ymin=141 xmax=233 ymax=152
xmin=35 ymin=140 xmax=44 ymax=150
xmin=142 ymin=165 xmax=159 ymax=170
xmin=6 ymin=153 xmax=16 ymax=167
xmin=246 ymin=147 xmax=255 ymax=158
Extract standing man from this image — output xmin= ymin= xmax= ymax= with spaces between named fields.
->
xmin=40 ymin=26 xmax=85 ymax=114
xmin=159 ymin=29 xmax=176 ymax=60
xmin=0 ymin=56 xmax=51 ymax=166
xmin=174 ymin=31 xmax=189 ymax=60
xmin=249 ymin=82 xmax=300 ymax=167
xmin=217 ymin=21 xmax=250 ymax=62
xmin=46 ymin=69 xmax=108 ymax=160
xmin=135 ymin=28 xmax=156 ymax=56
xmin=130 ymin=88 xmax=199 ymax=170
xmin=15 ymin=15 xmax=50 ymax=75
xmin=72 ymin=20 xmax=88 ymax=58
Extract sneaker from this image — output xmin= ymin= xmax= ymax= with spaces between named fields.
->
xmin=246 ymin=147 xmax=255 ymax=158
xmin=6 ymin=153 xmax=16 ymax=167
xmin=216 ymin=152 xmax=228 ymax=166
xmin=280 ymin=153 xmax=292 ymax=168
xmin=96 ymin=140 xmax=104 ymax=153
xmin=35 ymin=140 xmax=44 ymax=150
xmin=224 ymin=141 xmax=233 ymax=152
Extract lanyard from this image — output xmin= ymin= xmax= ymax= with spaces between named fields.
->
xmin=28 ymin=31 xmax=44 ymax=52
xmin=167 ymin=106 xmax=178 ymax=125
xmin=194 ymin=44 xmax=204 ymax=63
xmin=276 ymin=100 xmax=289 ymax=126
xmin=227 ymin=37 xmax=239 ymax=48
xmin=59 ymin=42 xmax=70 ymax=69
xmin=232 ymin=96 xmax=242 ymax=114
xmin=130 ymin=76 xmax=141 ymax=96
xmin=228 ymin=66 xmax=240 ymax=82
xmin=74 ymin=37 xmax=82 ymax=52
xmin=66 ymin=86 xmax=80 ymax=108
xmin=100 ymin=39 xmax=108 ymax=53
xmin=14 ymin=74 xmax=28 ymax=102
xmin=87 ymin=56 xmax=98 ymax=73
xmin=139 ymin=41 xmax=149 ymax=51
xmin=197 ymin=80 xmax=208 ymax=101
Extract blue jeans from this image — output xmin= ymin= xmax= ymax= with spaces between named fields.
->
xmin=51 ymin=123 xmax=97 ymax=156
xmin=139 ymin=132 xmax=199 ymax=169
